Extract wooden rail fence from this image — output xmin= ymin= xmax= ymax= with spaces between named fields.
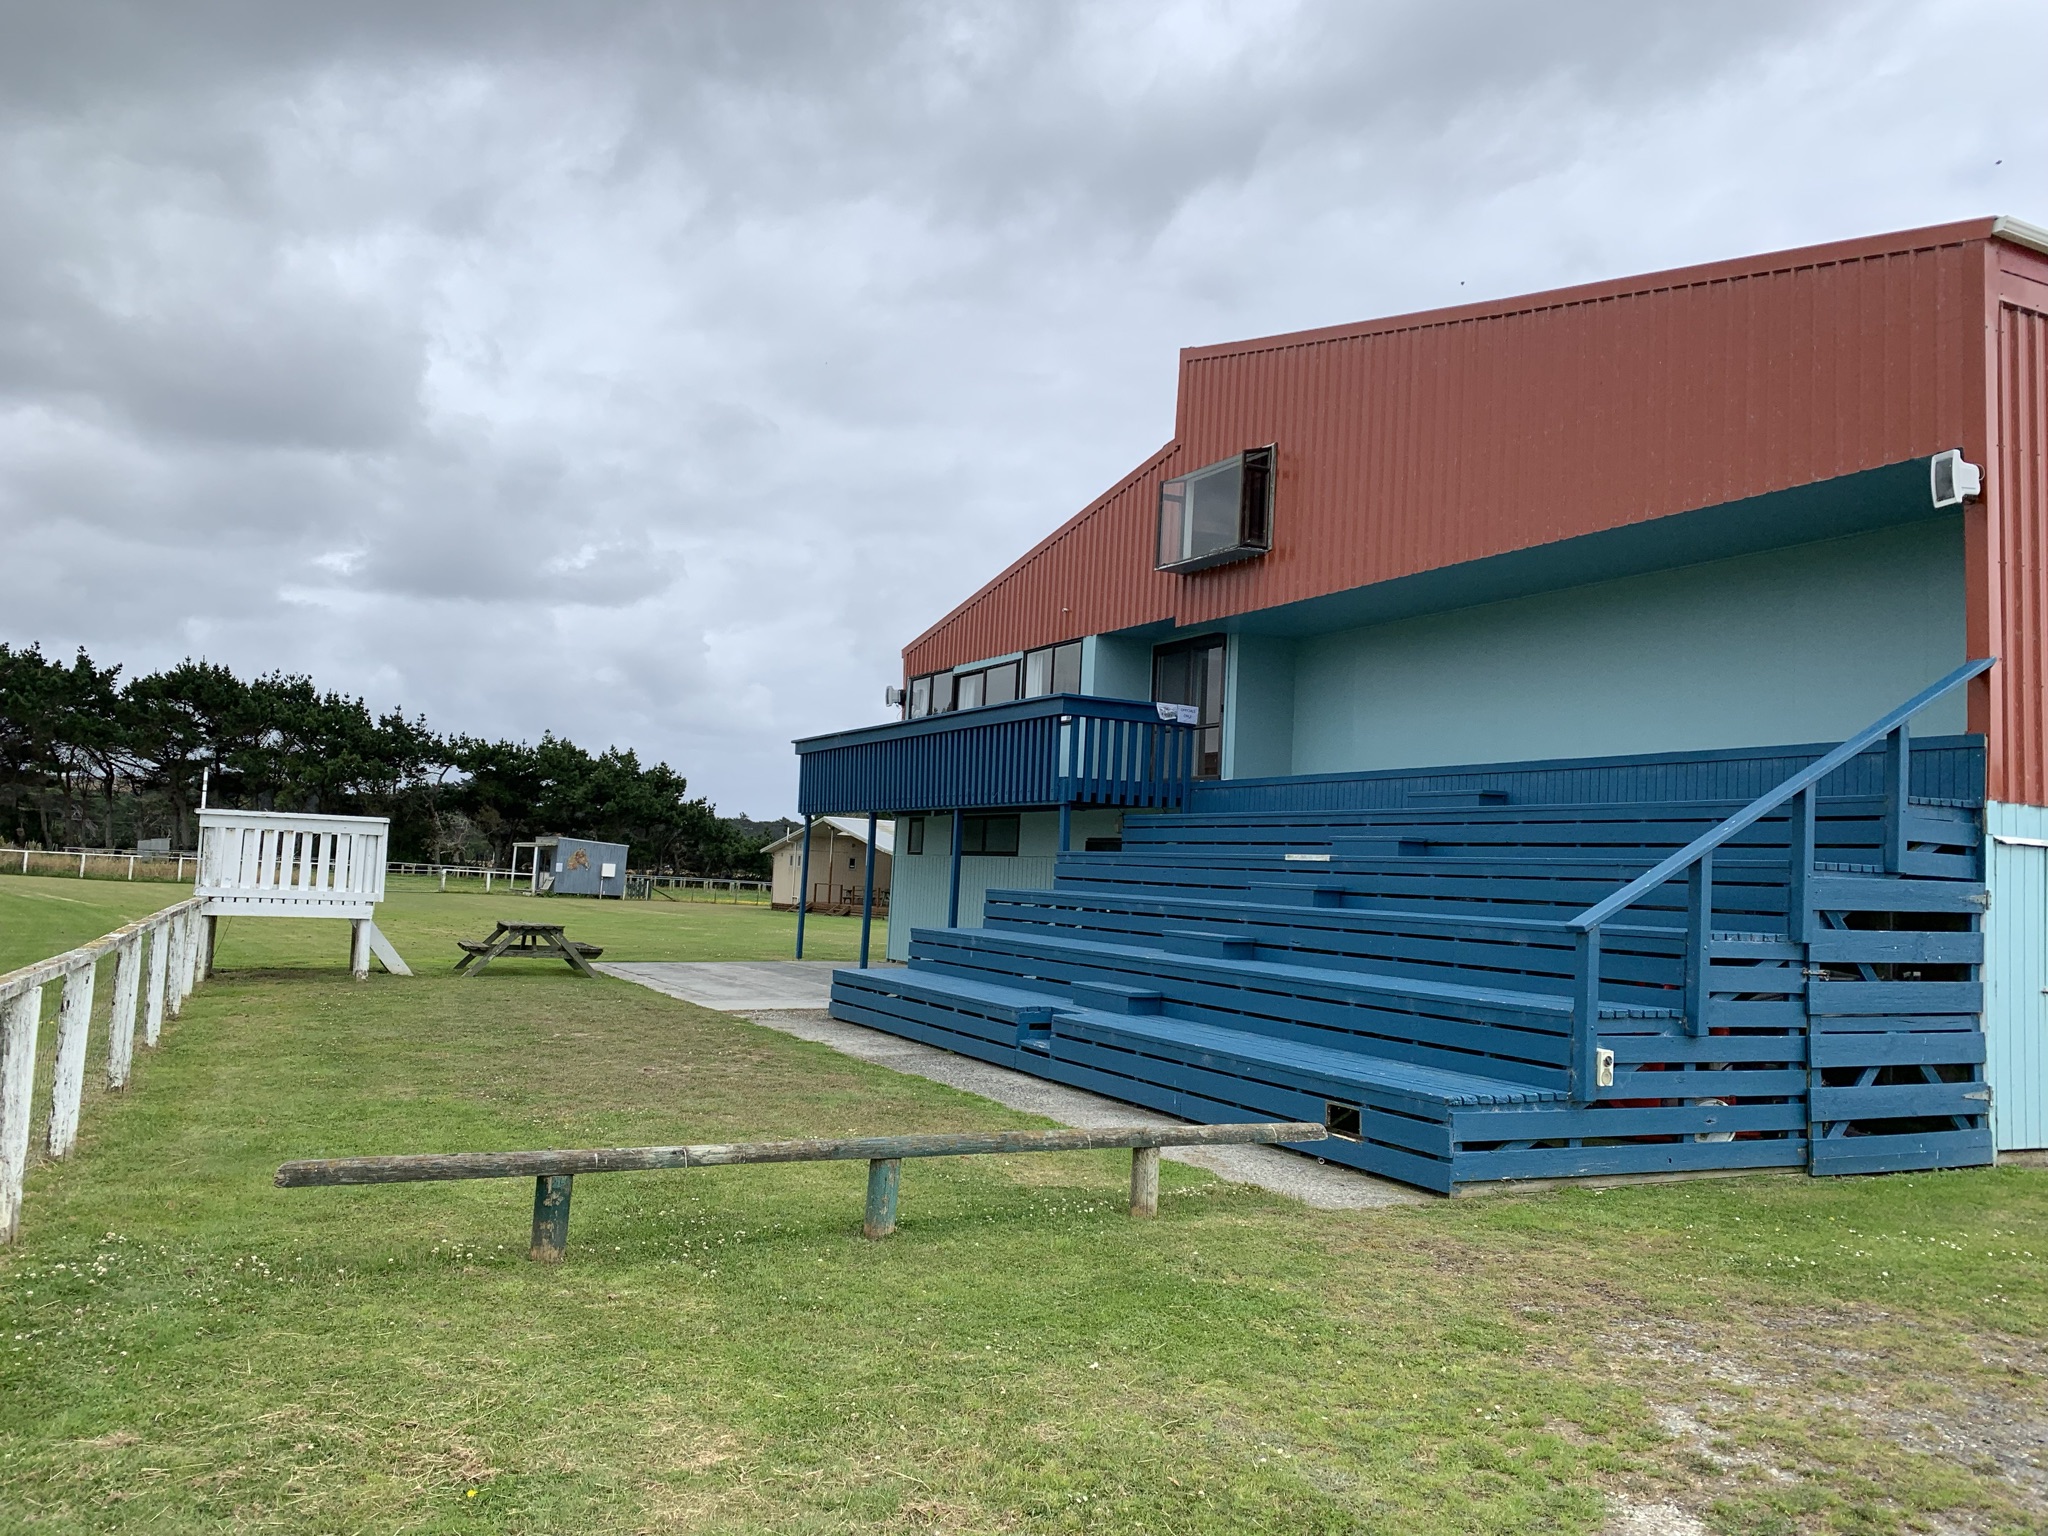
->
xmin=276 ymin=1120 xmax=1327 ymax=1258
xmin=0 ymin=896 xmax=209 ymax=1243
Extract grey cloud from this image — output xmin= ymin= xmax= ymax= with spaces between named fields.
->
xmin=1 ymin=0 xmax=2043 ymax=811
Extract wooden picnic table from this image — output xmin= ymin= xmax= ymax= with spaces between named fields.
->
xmin=455 ymin=922 xmax=602 ymax=978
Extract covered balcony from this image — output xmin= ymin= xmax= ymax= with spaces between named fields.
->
xmin=790 ymin=694 xmax=1200 ymax=963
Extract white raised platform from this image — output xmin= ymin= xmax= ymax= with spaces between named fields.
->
xmin=196 ymin=810 xmax=408 ymax=975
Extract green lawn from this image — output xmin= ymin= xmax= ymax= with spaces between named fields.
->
xmin=0 ymin=873 xmax=2043 ymax=1532
xmin=0 ymin=872 xmax=882 ymax=976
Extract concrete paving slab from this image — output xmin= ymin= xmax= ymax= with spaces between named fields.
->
xmin=598 ymin=960 xmax=1423 ymax=1211
xmin=598 ymin=959 xmax=850 ymax=1011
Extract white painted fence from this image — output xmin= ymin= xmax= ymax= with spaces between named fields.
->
xmin=196 ymin=810 xmax=408 ymax=977
xmin=0 ymin=896 xmax=207 ymax=1245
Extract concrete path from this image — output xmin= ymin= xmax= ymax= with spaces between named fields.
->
xmin=600 ymin=960 xmax=845 ymax=1011
xmin=597 ymin=960 xmax=1422 ymax=1211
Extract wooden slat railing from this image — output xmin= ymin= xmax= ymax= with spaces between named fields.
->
xmin=1561 ymin=657 xmax=1995 ymax=1101
xmin=0 ymin=896 xmax=208 ymax=1243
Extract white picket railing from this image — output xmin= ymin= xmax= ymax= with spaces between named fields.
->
xmin=0 ymin=896 xmax=208 ymax=1245
xmin=196 ymin=810 xmax=408 ymax=977
xmin=197 ymin=809 xmax=387 ymax=917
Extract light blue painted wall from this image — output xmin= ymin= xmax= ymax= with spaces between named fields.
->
xmin=1290 ymin=519 xmax=1966 ymax=776
xmin=1984 ymin=802 xmax=2048 ymax=1153
xmin=1224 ymin=634 xmax=1298 ymax=780
xmin=1083 ymin=633 xmax=1154 ymax=701
xmin=884 ymin=808 xmax=1121 ymax=959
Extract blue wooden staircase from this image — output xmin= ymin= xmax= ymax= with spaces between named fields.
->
xmin=832 ymin=663 xmax=1997 ymax=1193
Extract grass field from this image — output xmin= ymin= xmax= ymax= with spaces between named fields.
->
xmin=0 ymin=872 xmax=881 ymax=976
xmin=1 ymin=872 xmax=2044 ymax=1533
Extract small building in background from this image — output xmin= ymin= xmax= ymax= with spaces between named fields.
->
xmin=766 ymin=816 xmax=891 ymax=913
xmin=510 ymin=835 xmax=630 ymax=898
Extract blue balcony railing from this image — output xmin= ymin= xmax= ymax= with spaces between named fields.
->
xmin=795 ymin=694 xmax=1200 ymax=816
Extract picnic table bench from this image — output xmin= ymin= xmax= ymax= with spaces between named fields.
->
xmin=276 ymin=1120 xmax=1328 ymax=1258
xmin=454 ymin=922 xmax=602 ymax=977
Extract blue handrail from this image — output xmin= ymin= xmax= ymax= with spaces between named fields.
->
xmin=1570 ymin=658 xmax=1994 ymax=930
xmin=1563 ymin=656 xmax=1994 ymax=1099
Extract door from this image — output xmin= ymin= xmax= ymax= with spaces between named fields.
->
xmin=1153 ymin=635 xmax=1226 ymax=779
xmin=1986 ymin=835 xmax=2048 ymax=1151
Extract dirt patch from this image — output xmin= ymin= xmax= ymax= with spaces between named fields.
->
xmin=1573 ymin=1304 xmax=2047 ymax=1525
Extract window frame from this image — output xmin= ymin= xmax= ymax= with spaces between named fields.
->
xmin=1155 ymin=445 xmax=1275 ymax=574
xmin=960 ymin=813 xmax=1021 ymax=857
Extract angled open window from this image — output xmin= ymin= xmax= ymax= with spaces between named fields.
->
xmin=1156 ymin=446 xmax=1274 ymax=574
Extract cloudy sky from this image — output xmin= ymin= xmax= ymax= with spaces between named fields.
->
xmin=2 ymin=1 xmax=2043 ymax=816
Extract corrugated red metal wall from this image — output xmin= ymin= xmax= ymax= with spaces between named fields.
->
xmin=903 ymin=219 xmax=2048 ymax=805
xmin=907 ymin=219 xmax=1999 ymax=676
xmin=1986 ymin=241 xmax=2048 ymax=803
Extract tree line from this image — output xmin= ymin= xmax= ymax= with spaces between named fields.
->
xmin=0 ymin=643 xmax=786 ymax=876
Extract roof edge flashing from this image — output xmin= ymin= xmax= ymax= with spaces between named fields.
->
xmin=1992 ymin=215 xmax=2048 ymax=258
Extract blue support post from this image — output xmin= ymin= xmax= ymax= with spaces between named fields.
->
xmin=947 ymin=809 xmax=964 ymax=928
xmin=1787 ymin=784 xmax=1816 ymax=944
xmin=1685 ymin=851 xmax=1713 ymax=1036
xmin=1058 ymin=801 xmax=1072 ymax=855
xmin=1882 ymin=722 xmax=1910 ymax=873
xmin=858 ymin=811 xmax=877 ymax=969
xmin=794 ymin=813 xmax=812 ymax=959
xmin=1572 ymin=926 xmax=1602 ymax=1101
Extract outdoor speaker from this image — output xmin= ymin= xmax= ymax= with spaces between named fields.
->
xmin=884 ymin=685 xmax=906 ymax=708
xmin=1931 ymin=449 xmax=1984 ymax=508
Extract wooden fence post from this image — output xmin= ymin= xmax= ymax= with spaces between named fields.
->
xmin=530 ymin=1175 xmax=573 ymax=1262
xmin=45 ymin=962 xmax=97 ymax=1158
xmin=0 ymin=985 xmax=45 ymax=1243
xmin=106 ymin=935 xmax=142 ymax=1089
xmin=166 ymin=911 xmax=190 ymax=1020
xmin=863 ymin=1157 xmax=901 ymax=1239
xmin=143 ymin=919 xmax=170 ymax=1047
xmin=1128 ymin=1145 xmax=1160 ymax=1218
xmin=184 ymin=908 xmax=206 ymax=996
xmin=349 ymin=920 xmax=370 ymax=981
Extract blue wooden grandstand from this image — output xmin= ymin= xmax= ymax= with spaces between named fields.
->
xmin=817 ymin=665 xmax=1995 ymax=1192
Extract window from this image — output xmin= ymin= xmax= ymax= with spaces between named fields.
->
xmin=1154 ymin=633 xmax=1226 ymax=779
xmin=960 ymin=813 xmax=1020 ymax=856
xmin=955 ymin=670 xmax=984 ymax=710
xmin=905 ymin=817 xmax=925 ymax=855
xmin=908 ymin=676 xmax=932 ymax=718
xmin=1156 ymin=446 xmax=1274 ymax=573
xmin=1022 ymin=640 xmax=1083 ymax=698
xmin=982 ymin=660 xmax=1019 ymax=706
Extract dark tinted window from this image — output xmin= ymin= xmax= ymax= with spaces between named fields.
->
xmin=905 ymin=817 xmax=925 ymax=855
xmin=982 ymin=660 xmax=1019 ymax=706
xmin=961 ymin=814 xmax=1020 ymax=856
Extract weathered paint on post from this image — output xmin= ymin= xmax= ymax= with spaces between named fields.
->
xmin=349 ymin=919 xmax=371 ymax=981
xmin=529 ymin=1174 xmax=573 ymax=1263
xmin=1128 ymin=1145 xmax=1160 ymax=1218
xmin=0 ymin=985 xmax=45 ymax=1243
xmin=863 ymin=1157 xmax=901 ymax=1239
xmin=142 ymin=920 xmax=169 ymax=1047
xmin=164 ymin=912 xmax=187 ymax=1019
xmin=45 ymin=962 xmax=97 ymax=1158
xmin=105 ymin=935 xmax=142 ymax=1090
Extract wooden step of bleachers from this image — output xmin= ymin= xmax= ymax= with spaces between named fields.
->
xmin=828 ymin=759 xmax=1993 ymax=1191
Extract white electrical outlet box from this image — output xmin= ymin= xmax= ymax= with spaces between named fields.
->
xmin=1595 ymin=1048 xmax=1615 ymax=1088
